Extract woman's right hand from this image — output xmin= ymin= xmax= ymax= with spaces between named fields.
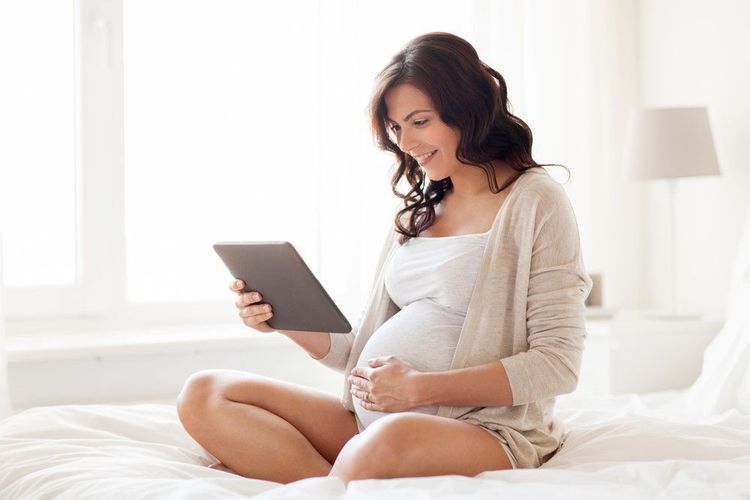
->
xmin=230 ymin=279 xmax=275 ymax=334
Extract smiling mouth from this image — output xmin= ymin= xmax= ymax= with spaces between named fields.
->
xmin=414 ymin=150 xmax=437 ymax=163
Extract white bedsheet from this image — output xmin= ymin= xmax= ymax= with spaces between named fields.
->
xmin=1 ymin=390 xmax=749 ymax=499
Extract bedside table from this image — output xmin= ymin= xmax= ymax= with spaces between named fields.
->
xmin=575 ymin=317 xmax=614 ymax=397
xmin=574 ymin=312 xmax=724 ymax=397
xmin=607 ymin=312 xmax=723 ymax=395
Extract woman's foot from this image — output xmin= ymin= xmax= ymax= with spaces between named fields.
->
xmin=208 ymin=461 xmax=241 ymax=475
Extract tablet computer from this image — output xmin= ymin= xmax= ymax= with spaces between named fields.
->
xmin=213 ymin=241 xmax=352 ymax=333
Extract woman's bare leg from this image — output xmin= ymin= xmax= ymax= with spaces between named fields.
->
xmin=329 ymin=413 xmax=514 ymax=486
xmin=177 ymin=369 xmax=359 ymax=484
xmin=207 ymin=462 xmax=238 ymax=474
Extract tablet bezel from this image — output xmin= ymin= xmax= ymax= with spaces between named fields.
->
xmin=213 ymin=241 xmax=352 ymax=333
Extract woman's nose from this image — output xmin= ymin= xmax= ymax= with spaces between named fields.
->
xmin=397 ymin=128 xmax=418 ymax=153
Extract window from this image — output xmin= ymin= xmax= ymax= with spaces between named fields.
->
xmin=0 ymin=1 xmax=76 ymax=288
xmin=1 ymin=0 xmax=597 ymax=331
xmin=1 ymin=0 xmax=488 ymax=329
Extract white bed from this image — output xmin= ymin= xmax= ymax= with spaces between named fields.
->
xmin=0 ymin=387 xmax=749 ymax=499
xmin=2 ymin=204 xmax=750 ymax=499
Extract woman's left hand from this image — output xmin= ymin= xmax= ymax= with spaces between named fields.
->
xmin=348 ymin=356 xmax=424 ymax=412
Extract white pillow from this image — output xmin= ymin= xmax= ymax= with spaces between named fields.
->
xmin=686 ymin=202 xmax=750 ymax=415
xmin=0 ymin=233 xmax=12 ymax=419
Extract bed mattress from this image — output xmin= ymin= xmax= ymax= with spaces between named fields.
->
xmin=1 ymin=389 xmax=749 ymax=499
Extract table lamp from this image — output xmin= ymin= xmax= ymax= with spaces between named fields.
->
xmin=623 ymin=107 xmax=721 ymax=320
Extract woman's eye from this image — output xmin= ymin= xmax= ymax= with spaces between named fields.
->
xmin=414 ymin=120 xmax=428 ymax=126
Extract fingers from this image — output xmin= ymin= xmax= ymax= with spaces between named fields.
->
xmin=348 ymin=376 xmax=372 ymax=393
xmin=350 ymin=386 xmax=364 ymax=400
xmin=229 ymin=279 xmax=275 ymax=331
xmin=238 ymin=302 xmax=272 ymax=319
xmin=241 ymin=309 xmax=274 ymax=328
xmin=234 ymin=290 xmax=264 ymax=309
xmin=238 ymin=295 xmax=273 ymax=328
xmin=229 ymin=280 xmax=265 ymax=309
xmin=229 ymin=279 xmax=245 ymax=293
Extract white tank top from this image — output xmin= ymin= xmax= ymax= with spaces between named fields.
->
xmin=354 ymin=230 xmax=490 ymax=429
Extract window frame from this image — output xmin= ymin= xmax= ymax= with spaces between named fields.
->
xmin=5 ymin=0 xmax=601 ymax=335
xmin=6 ymin=0 xmax=120 ymax=325
xmin=5 ymin=0 xmax=232 ymax=333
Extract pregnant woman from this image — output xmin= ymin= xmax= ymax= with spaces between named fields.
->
xmin=177 ymin=32 xmax=592 ymax=486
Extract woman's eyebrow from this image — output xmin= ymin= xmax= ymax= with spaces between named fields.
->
xmin=386 ymin=109 xmax=433 ymax=124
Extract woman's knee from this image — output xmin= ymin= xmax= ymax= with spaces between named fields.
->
xmin=362 ymin=413 xmax=421 ymax=458
xmin=176 ymin=369 xmax=226 ymax=427
xmin=331 ymin=414 xmax=415 ymax=479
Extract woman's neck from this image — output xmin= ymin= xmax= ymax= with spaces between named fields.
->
xmin=447 ymin=160 xmax=516 ymax=200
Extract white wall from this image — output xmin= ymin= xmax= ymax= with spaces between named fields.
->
xmin=587 ymin=0 xmax=645 ymax=313
xmin=486 ymin=0 xmax=646 ymax=314
xmin=7 ymin=1 xmax=749 ymax=411
xmin=7 ymin=334 xmax=343 ymax=412
xmin=638 ymin=0 xmax=750 ymax=317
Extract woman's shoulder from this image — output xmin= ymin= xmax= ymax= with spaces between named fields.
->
xmin=512 ymin=167 xmax=572 ymax=210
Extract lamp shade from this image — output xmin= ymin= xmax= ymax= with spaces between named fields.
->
xmin=623 ymin=107 xmax=721 ymax=180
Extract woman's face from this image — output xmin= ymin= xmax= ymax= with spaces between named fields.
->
xmin=384 ymin=83 xmax=462 ymax=181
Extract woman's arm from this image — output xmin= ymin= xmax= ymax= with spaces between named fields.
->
xmin=279 ymin=330 xmax=331 ymax=359
xmin=414 ymin=184 xmax=592 ymax=409
xmin=412 ymin=361 xmax=514 ymax=407
xmin=304 ymin=219 xmax=398 ymax=373
xmin=497 ymin=185 xmax=593 ymax=406
xmin=279 ymin=328 xmax=355 ymax=373
xmin=357 ymin=186 xmax=591 ymax=409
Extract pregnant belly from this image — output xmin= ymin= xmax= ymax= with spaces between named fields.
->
xmin=353 ymin=300 xmax=464 ymax=430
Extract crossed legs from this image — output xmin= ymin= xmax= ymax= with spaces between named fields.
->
xmin=177 ymin=369 xmax=358 ymax=483
xmin=177 ymin=369 xmax=513 ymax=486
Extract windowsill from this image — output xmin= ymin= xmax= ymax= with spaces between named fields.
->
xmin=3 ymin=307 xmax=677 ymax=364
xmin=4 ymin=321 xmax=289 ymax=363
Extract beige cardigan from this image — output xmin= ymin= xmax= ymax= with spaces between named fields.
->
xmin=315 ymin=166 xmax=592 ymax=469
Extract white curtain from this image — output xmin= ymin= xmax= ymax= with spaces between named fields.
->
xmin=122 ymin=0 xmax=640 ymax=322
xmin=0 ymin=0 xmax=643 ymax=373
xmin=324 ymin=0 xmax=643 ymax=314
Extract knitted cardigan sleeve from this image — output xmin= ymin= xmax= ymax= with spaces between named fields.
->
xmin=499 ymin=181 xmax=593 ymax=405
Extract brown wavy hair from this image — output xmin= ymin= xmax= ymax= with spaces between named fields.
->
xmin=368 ymin=32 xmax=568 ymax=243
